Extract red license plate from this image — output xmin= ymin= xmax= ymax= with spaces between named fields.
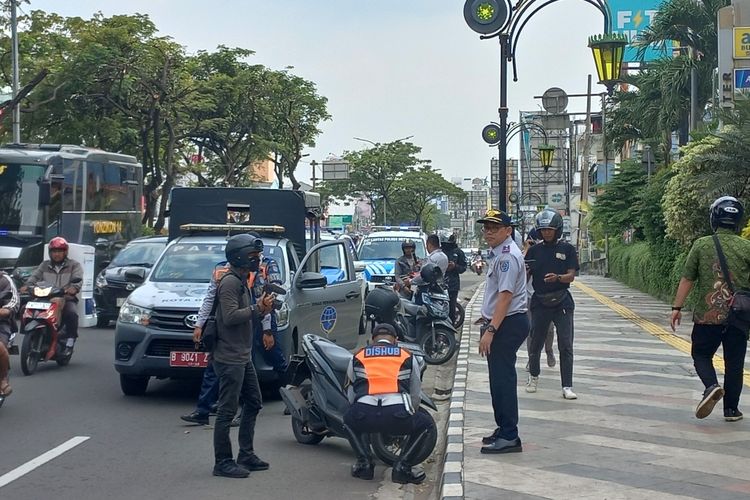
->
xmin=169 ymin=351 xmax=209 ymax=368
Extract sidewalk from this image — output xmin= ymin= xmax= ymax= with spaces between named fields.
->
xmin=440 ymin=274 xmax=750 ymax=500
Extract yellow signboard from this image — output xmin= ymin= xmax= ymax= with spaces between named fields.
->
xmin=734 ymin=27 xmax=750 ymax=59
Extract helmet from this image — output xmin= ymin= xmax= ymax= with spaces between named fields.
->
xmin=418 ymin=262 xmax=443 ymax=285
xmin=710 ymin=196 xmax=744 ymax=232
xmin=49 ymin=237 xmax=69 ymax=252
xmin=401 ymin=239 xmax=416 ymax=251
xmin=535 ymin=209 xmax=563 ymax=240
xmin=225 ymin=234 xmax=264 ymax=269
xmin=365 ymin=287 xmax=400 ymax=323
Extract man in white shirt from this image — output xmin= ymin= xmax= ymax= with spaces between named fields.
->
xmin=425 ymin=234 xmax=448 ymax=276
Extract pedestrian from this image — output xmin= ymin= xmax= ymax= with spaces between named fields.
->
xmin=671 ymin=196 xmax=750 ymax=422
xmin=524 ymin=209 xmax=579 ymax=400
xmin=441 ymin=233 xmax=467 ymax=326
xmin=475 ymin=209 xmax=529 ymax=454
xmin=0 ymin=270 xmax=20 ymax=397
xmin=522 ymin=229 xmax=555 ymax=372
xmin=343 ymin=323 xmax=431 ymax=484
xmin=211 ymin=233 xmax=273 ymax=478
xmin=425 ymin=234 xmax=448 ymax=276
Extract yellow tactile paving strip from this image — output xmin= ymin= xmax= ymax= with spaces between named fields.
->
xmin=573 ymin=280 xmax=750 ymax=388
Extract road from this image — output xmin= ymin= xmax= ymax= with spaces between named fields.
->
xmin=0 ymin=273 xmax=484 ymax=500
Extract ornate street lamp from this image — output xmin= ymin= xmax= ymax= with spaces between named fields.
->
xmin=538 ymin=144 xmax=555 ymax=172
xmin=588 ymin=33 xmax=628 ymax=95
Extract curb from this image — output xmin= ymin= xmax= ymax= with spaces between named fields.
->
xmin=439 ymin=284 xmax=483 ymax=500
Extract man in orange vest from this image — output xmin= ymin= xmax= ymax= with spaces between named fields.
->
xmin=343 ymin=323 xmax=431 ymax=484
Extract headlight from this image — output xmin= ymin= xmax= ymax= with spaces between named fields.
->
xmin=118 ymin=302 xmax=152 ymax=325
xmin=96 ymin=273 xmax=108 ymax=289
xmin=275 ymin=301 xmax=289 ymax=328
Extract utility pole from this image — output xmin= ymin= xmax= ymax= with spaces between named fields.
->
xmin=310 ymin=160 xmax=318 ymax=190
xmin=11 ymin=0 xmax=21 ymax=143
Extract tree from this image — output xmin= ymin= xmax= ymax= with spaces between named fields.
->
xmin=589 ymin=160 xmax=647 ymax=240
xmin=388 ymin=165 xmax=465 ymax=230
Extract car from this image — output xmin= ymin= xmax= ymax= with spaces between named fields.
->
xmin=93 ymin=236 xmax=168 ymax=327
xmin=113 ymin=229 xmax=363 ymax=396
xmin=357 ymin=226 xmax=427 ymax=292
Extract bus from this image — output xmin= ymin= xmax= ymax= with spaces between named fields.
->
xmin=0 ymin=144 xmax=143 ymax=282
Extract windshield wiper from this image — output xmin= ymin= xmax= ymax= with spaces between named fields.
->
xmin=121 ymin=262 xmax=153 ymax=268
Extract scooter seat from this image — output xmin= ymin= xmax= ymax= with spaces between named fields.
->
xmin=312 ymin=338 xmax=353 ymax=386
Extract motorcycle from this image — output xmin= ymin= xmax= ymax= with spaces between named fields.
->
xmin=280 ymin=333 xmax=438 ymax=466
xmin=19 ymin=278 xmax=81 ymax=375
xmin=0 ymin=291 xmax=17 ymax=409
xmin=453 ymin=300 xmax=465 ymax=330
xmin=471 ymin=257 xmax=484 ymax=275
xmin=368 ymin=282 xmax=458 ymax=365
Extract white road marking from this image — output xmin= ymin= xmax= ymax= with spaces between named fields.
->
xmin=0 ymin=436 xmax=90 ymax=488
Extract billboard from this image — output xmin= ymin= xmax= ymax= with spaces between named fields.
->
xmin=608 ymin=0 xmax=672 ymax=62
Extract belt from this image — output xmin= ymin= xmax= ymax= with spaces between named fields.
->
xmin=356 ymin=394 xmax=404 ymax=407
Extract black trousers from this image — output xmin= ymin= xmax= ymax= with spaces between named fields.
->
xmin=486 ymin=313 xmax=529 ymax=441
xmin=213 ymin=360 xmax=263 ymax=464
xmin=529 ymin=300 xmax=574 ymax=387
xmin=62 ymin=300 xmax=79 ymax=339
xmin=344 ymin=402 xmax=431 ymax=437
xmin=691 ymin=324 xmax=748 ymax=411
xmin=448 ymin=290 xmax=458 ymax=325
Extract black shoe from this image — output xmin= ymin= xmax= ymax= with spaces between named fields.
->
xmin=481 ymin=437 xmax=522 ymax=454
xmin=237 ymin=453 xmax=269 ymax=471
xmin=482 ymin=427 xmax=502 ymax=445
xmin=724 ymin=408 xmax=744 ymax=422
xmin=391 ymin=463 xmax=426 ymax=484
xmin=213 ymin=460 xmax=249 ymax=478
xmin=180 ymin=411 xmax=209 ymax=425
xmin=696 ymin=384 xmax=724 ymax=419
xmin=351 ymin=459 xmax=375 ymax=480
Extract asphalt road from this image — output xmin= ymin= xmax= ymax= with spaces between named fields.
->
xmin=0 ymin=273 xmax=485 ymax=500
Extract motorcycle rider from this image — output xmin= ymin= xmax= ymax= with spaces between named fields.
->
xmin=441 ymin=233 xmax=467 ymax=325
xmin=23 ymin=237 xmax=83 ymax=355
xmin=395 ymin=239 xmax=420 ymax=298
xmin=344 ymin=323 xmax=431 ymax=484
xmin=425 ymin=234 xmax=448 ymax=276
xmin=0 ymin=270 xmax=20 ymax=397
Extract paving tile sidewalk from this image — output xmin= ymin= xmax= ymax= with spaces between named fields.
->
xmin=441 ymin=274 xmax=750 ymax=500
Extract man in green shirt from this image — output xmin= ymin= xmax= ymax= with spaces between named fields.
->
xmin=672 ymin=196 xmax=750 ymax=422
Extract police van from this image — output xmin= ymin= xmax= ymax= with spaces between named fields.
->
xmin=113 ymin=188 xmax=364 ymax=396
xmin=357 ymin=226 xmax=427 ymax=292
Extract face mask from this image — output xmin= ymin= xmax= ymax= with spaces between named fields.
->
xmin=245 ymin=256 xmax=261 ymax=273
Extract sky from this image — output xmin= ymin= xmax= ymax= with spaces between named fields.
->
xmin=29 ymin=0 xmax=606 ymax=186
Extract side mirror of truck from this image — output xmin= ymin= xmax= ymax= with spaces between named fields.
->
xmin=354 ymin=261 xmax=366 ymax=273
xmin=295 ymin=272 xmax=327 ymax=290
xmin=124 ymin=268 xmax=147 ymax=283
xmin=38 ymin=181 xmax=51 ymax=207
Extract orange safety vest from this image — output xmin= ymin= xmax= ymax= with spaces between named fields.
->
xmin=354 ymin=345 xmax=412 ymax=395
xmin=213 ymin=264 xmax=267 ymax=289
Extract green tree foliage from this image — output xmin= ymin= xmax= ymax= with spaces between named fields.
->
xmin=388 ymin=165 xmax=465 ymax=230
xmin=589 ymin=161 xmax=647 ymax=239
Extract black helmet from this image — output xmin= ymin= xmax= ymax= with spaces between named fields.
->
xmin=535 ymin=209 xmax=563 ymax=240
xmin=401 ymin=239 xmax=416 ymax=251
xmin=418 ymin=262 xmax=443 ymax=285
xmin=365 ymin=287 xmax=400 ymax=323
xmin=225 ymin=234 xmax=264 ymax=269
xmin=710 ymin=196 xmax=744 ymax=232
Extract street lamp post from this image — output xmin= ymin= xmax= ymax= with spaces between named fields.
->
xmin=464 ymin=0 xmax=623 ymax=212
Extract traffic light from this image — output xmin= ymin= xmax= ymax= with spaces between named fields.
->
xmin=482 ymin=123 xmax=502 ymax=145
xmin=464 ymin=0 xmax=508 ymax=35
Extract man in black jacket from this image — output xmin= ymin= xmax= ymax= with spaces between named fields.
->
xmin=441 ymin=233 xmax=467 ymax=325
xmin=212 ymin=233 xmax=274 ymax=478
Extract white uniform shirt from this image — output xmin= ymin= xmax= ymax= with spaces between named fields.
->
xmin=426 ymin=248 xmax=449 ymax=276
xmin=481 ymin=235 xmax=528 ymax=319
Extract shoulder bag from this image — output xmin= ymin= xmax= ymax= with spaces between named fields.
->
xmin=712 ymin=234 xmax=750 ymax=337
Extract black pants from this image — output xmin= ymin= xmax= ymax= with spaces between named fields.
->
xmin=691 ymin=324 xmax=748 ymax=411
xmin=62 ymin=300 xmax=79 ymax=339
xmin=529 ymin=301 xmax=574 ymax=387
xmin=448 ymin=290 xmax=458 ymax=325
xmin=344 ymin=402 xmax=431 ymax=438
xmin=486 ymin=313 xmax=529 ymax=441
xmin=213 ymin=360 xmax=263 ymax=464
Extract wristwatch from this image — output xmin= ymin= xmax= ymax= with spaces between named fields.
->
xmin=485 ymin=324 xmax=497 ymax=334
xmin=556 ymin=274 xmax=562 ymax=282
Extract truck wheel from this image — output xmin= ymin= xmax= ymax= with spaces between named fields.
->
xmin=120 ymin=375 xmax=149 ymax=396
xmin=96 ymin=316 xmax=110 ymax=328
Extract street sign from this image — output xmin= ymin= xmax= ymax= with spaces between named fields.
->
xmin=735 ymin=69 xmax=750 ymax=90
xmin=541 ymin=88 xmax=568 ymax=114
xmin=608 ymin=0 xmax=671 ymax=62
xmin=734 ymin=27 xmax=750 ymax=59
xmin=547 ymin=184 xmax=566 ymax=210
xmin=321 ymin=160 xmax=349 ymax=180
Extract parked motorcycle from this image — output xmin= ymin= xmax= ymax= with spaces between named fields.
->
xmin=19 ymin=278 xmax=81 ymax=375
xmin=453 ymin=301 xmax=465 ymax=330
xmin=280 ymin=334 xmax=437 ymax=466
xmin=367 ymin=281 xmax=458 ymax=365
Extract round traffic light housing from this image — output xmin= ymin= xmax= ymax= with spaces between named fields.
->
xmin=482 ymin=123 xmax=502 ymax=145
xmin=464 ymin=0 xmax=508 ymax=35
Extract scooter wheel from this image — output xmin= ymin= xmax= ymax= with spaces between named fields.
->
xmin=370 ymin=408 xmax=437 ymax=466
xmin=453 ymin=302 xmax=465 ymax=330
xmin=420 ymin=326 xmax=457 ymax=365
xmin=291 ymin=416 xmax=325 ymax=445
xmin=20 ymin=331 xmax=42 ymax=376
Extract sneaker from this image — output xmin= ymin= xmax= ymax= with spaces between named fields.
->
xmin=546 ymin=351 xmax=556 ymax=368
xmin=724 ymin=408 xmax=744 ymax=422
xmin=237 ymin=453 xmax=269 ymax=471
xmin=525 ymin=376 xmax=538 ymax=393
xmin=562 ymin=387 xmax=577 ymax=400
xmin=213 ymin=460 xmax=249 ymax=478
xmin=180 ymin=411 xmax=209 ymax=425
xmin=696 ymin=384 xmax=724 ymax=419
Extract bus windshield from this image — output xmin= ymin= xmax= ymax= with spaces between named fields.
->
xmin=0 ymin=163 xmax=46 ymax=233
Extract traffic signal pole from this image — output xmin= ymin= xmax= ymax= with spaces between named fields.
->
xmin=498 ymin=33 xmax=509 ymax=213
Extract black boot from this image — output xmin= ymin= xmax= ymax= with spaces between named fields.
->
xmin=391 ymin=429 xmax=430 ymax=485
xmin=343 ymin=425 xmax=374 ymax=480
